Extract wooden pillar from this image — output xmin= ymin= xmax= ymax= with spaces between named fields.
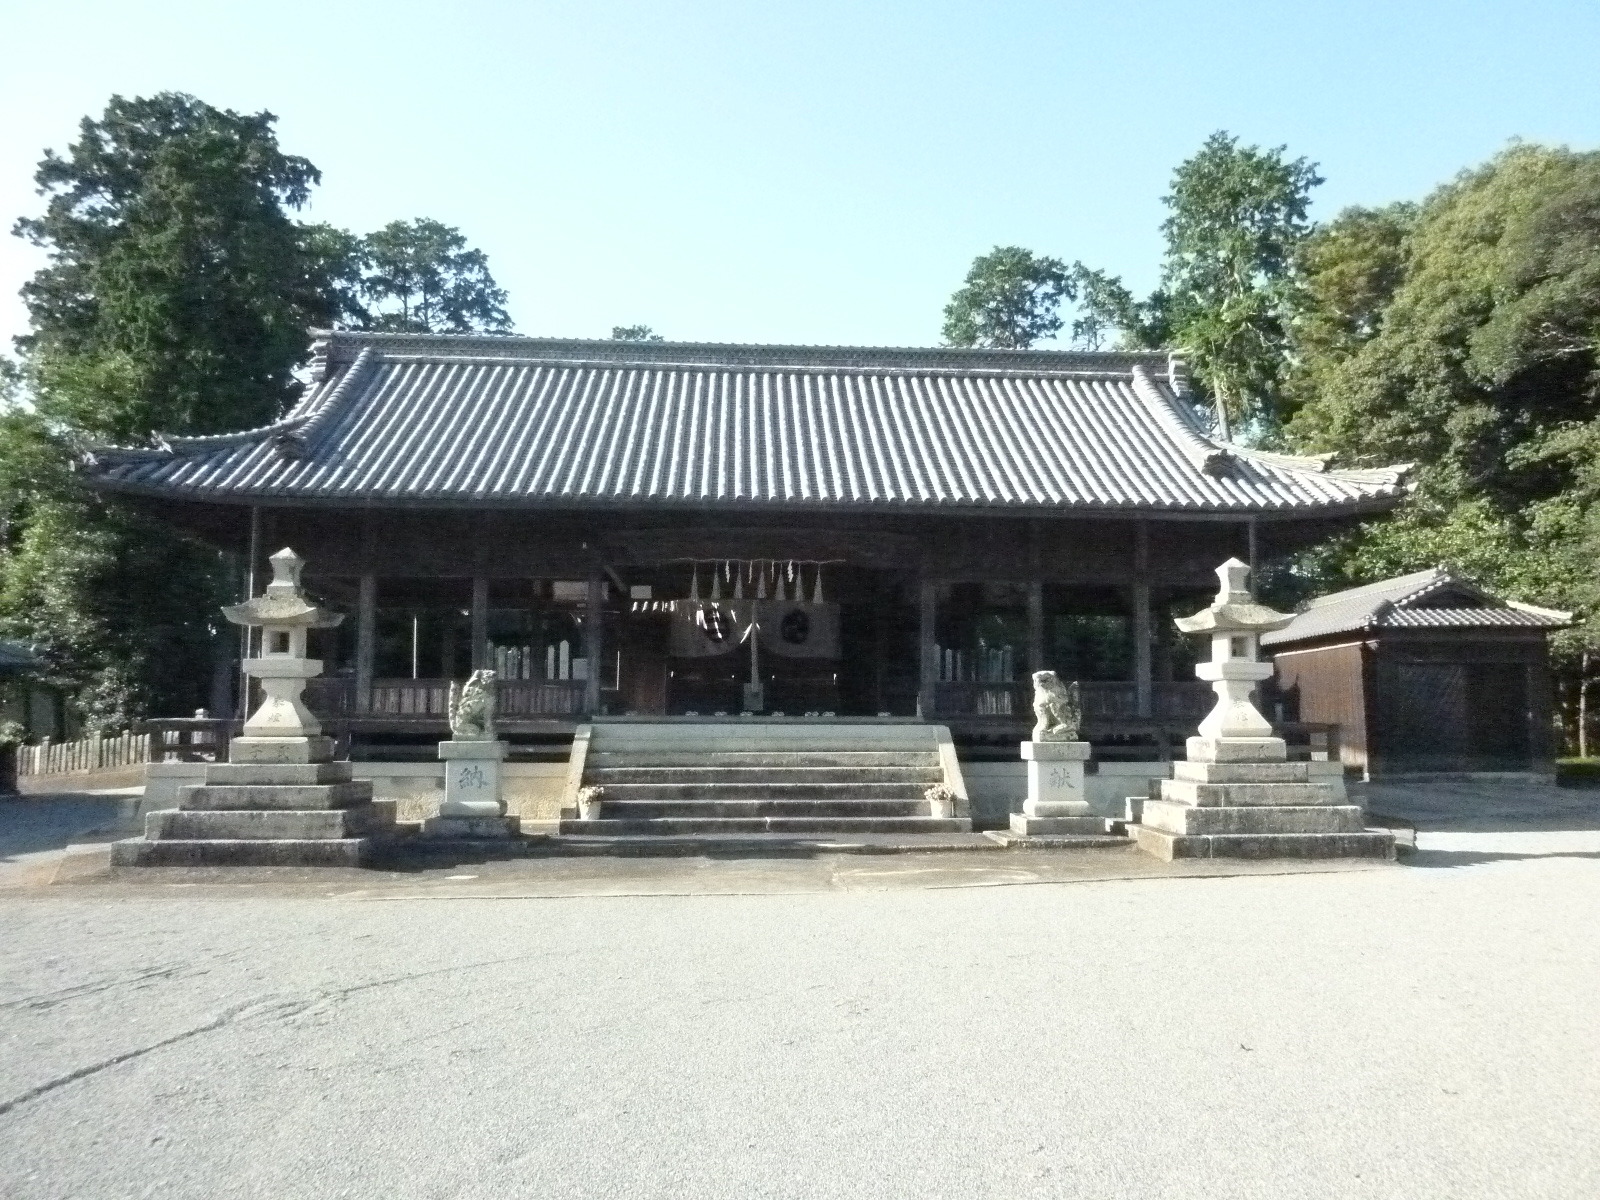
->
xmin=440 ymin=614 xmax=457 ymax=681
xmin=918 ymin=579 xmax=938 ymax=719
xmin=355 ymin=573 xmax=376 ymax=711
xmin=470 ymin=577 xmax=489 ymax=671
xmin=1247 ymin=516 xmax=1259 ymax=583
xmin=1026 ymin=580 xmax=1044 ymax=677
xmin=584 ymin=571 xmax=605 ymax=715
xmin=1134 ymin=520 xmax=1152 ymax=718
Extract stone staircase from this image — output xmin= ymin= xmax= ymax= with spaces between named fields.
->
xmin=558 ymin=723 xmax=972 ymax=838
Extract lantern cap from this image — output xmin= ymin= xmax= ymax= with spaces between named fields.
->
xmin=1174 ymin=558 xmax=1293 ymax=635
xmin=223 ymin=548 xmax=343 ymax=630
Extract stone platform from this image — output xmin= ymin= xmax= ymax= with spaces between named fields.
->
xmin=112 ymin=740 xmax=399 ymax=868
xmin=1134 ymin=739 xmax=1395 ymax=862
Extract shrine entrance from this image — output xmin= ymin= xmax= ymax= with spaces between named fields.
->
xmin=615 ymin=562 xmax=919 ymax=719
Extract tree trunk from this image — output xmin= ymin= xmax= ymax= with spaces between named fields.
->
xmin=1576 ymin=651 xmax=1589 ymax=759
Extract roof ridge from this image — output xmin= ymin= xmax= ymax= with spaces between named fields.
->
xmin=1300 ymin=566 xmax=1446 ymax=609
xmin=1128 ymin=364 xmax=1229 ymax=476
xmin=311 ymin=328 xmax=1174 ymax=372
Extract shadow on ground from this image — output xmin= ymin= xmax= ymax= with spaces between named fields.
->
xmin=0 ymin=793 xmax=138 ymax=861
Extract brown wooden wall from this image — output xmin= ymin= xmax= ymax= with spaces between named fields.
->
xmin=1272 ymin=641 xmax=1372 ymax=775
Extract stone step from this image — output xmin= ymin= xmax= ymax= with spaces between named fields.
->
xmin=111 ymin=837 xmax=372 ymax=868
xmin=177 ymin=781 xmax=374 ymax=811
xmin=1171 ymin=761 xmax=1309 ymax=784
xmin=1134 ymin=826 xmax=1396 ymax=862
xmin=1141 ymin=800 xmax=1367 ymax=836
xmin=202 ymin=762 xmax=354 ymax=786
xmin=587 ymin=782 xmax=932 ymax=802
xmin=585 ymin=766 xmax=944 ymax=786
xmin=558 ymin=817 xmax=973 ymax=835
xmin=146 ymin=801 xmax=396 ymax=842
xmin=597 ymin=799 xmax=932 ymax=819
xmin=1160 ymin=779 xmax=1343 ymax=808
xmin=585 ymin=751 xmax=937 ymax=769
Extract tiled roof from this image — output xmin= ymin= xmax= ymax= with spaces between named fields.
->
xmin=1263 ymin=567 xmax=1570 ymax=646
xmin=82 ymin=332 xmax=1412 ymax=516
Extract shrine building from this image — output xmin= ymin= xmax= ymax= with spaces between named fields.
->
xmin=82 ymin=331 xmax=1411 ymax=768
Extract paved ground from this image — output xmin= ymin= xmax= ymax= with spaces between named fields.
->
xmin=1 ymin=780 xmax=1597 ymax=1199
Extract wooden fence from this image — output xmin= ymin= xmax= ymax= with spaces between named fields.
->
xmin=15 ymin=730 xmax=154 ymax=777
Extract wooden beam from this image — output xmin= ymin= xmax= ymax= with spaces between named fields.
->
xmin=918 ymin=580 xmax=938 ymax=718
xmin=1135 ymin=520 xmax=1152 ymax=718
xmin=355 ymin=573 xmax=376 ymax=711
xmin=584 ymin=571 xmax=605 ymax=715
xmin=470 ymin=576 xmax=489 ymax=671
xmin=1026 ymin=580 xmax=1044 ymax=677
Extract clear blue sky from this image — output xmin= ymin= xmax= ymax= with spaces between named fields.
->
xmin=3 ymin=0 xmax=1598 ymax=354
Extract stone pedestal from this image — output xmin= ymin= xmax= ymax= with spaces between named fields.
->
xmin=1009 ymin=741 xmax=1102 ymax=836
xmin=424 ymin=739 xmax=520 ymax=838
xmin=1134 ymin=735 xmax=1392 ymax=861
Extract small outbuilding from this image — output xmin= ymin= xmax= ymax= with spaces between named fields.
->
xmin=1263 ymin=568 xmax=1570 ymax=777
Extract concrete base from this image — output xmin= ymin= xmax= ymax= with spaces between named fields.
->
xmin=438 ymin=739 xmax=508 ymax=817
xmin=1009 ymin=814 xmax=1107 ymax=836
xmin=229 ymin=736 xmax=334 ymax=765
xmin=1135 ymin=826 xmax=1397 ymax=862
xmin=111 ymin=836 xmax=374 ymax=868
xmin=1009 ymin=812 xmax=1108 ymax=836
xmin=422 ymin=814 xmax=522 ymax=839
xmin=1136 ymin=736 xmax=1393 ymax=861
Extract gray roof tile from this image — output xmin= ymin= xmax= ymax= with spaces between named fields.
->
xmin=1263 ymin=568 xmax=1570 ymax=645
xmin=85 ymin=332 xmax=1412 ymax=515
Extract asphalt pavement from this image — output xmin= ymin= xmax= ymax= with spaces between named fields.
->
xmin=1 ymin=781 xmax=1597 ymax=1199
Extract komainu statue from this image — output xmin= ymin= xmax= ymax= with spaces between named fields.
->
xmin=448 ymin=669 xmax=498 ymax=740
xmin=1030 ymin=670 xmax=1081 ymax=742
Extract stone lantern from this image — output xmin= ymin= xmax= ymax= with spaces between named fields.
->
xmin=222 ymin=547 xmax=343 ymax=764
xmin=1172 ymin=558 xmax=1291 ymax=754
xmin=111 ymin=546 xmax=398 ymax=867
xmin=1133 ymin=558 xmax=1393 ymax=862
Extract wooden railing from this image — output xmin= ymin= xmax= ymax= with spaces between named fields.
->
xmin=304 ymin=677 xmax=588 ymax=720
xmin=16 ymin=730 xmax=155 ymax=776
xmin=934 ymin=681 xmax=1212 ymax=721
xmin=142 ymin=718 xmax=239 ymax=763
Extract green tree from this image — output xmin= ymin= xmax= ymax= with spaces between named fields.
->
xmin=1071 ymin=132 xmax=1322 ymax=438
xmin=611 ymin=324 xmax=664 ymax=342
xmin=1283 ymin=145 xmax=1600 ymax=746
xmin=356 ymin=219 xmax=511 ymax=334
xmin=14 ymin=93 xmax=331 ymax=441
xmin=3 ymin=92 xmax=327 ymax=726
xmin=942 ymin=247 xmax=1073 ymax=349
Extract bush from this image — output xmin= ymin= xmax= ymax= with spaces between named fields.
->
xmin=1555 ymin=758 xmax=1600 ymax=788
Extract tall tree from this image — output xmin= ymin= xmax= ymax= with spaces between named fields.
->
xmin=611 ymin=324 xmax=664 ymax=342
xmin=1072 ymin=132 xmax=1322 ymax=438
xmin=942 ymin=247 xmax=1073 ymax=349
xmin=1285 ymin=145 xmax=1600 ymax=657
xmin=14 ymin=93 xmax=331 ymax=440
xmin=2 ymin=92 xmax=330 ymax=726
xmin=1159 ymin=133 xmax=1322 ymax=436
xmin=356 ymin=219 xmax=511 ymax=334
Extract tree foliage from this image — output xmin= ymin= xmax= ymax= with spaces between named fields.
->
xmin=14 ymin=93 xmax=332 ymax=441
xmin=1073 ymin=132 xmax=1322 ymax=437
xmin=1284 ymin=144 xmax=1600 ymax=652
xmin=350 ymin=219 xmax=511 ymax=334
xmin=942 ymin=247 xmax=1074 ymax=349
xmin=3 ymin=94 xmax=521 ymax=730
xmin=611 ymin=324 xmax=664 ymax=342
